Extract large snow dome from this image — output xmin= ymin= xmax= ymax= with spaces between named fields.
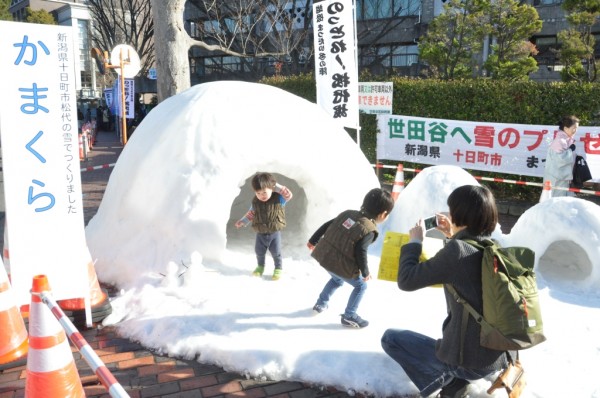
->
xmin=85 ymin=81 xmax=379 ymax=286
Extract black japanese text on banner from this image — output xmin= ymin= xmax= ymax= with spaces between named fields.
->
xmin=376 ymin=114 xmax=600 ymax=180
xmin=312 ymin=0 xmax=359 ymax=129
xmin=114 ymin=78 xmax=135 ymax=119
xmin=0 ymin=21 xmax=90 ymax=305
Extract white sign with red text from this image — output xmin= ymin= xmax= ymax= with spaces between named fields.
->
xmin=377 ymin=114 xmax=600 ymax=179
xmin=0 ymin=21 xmax=89 ymax=305
xmin=358 ymin=82 xmax=393 ymax=115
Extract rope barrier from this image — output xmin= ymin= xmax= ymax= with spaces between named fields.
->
xmin=80 ymin=160 xmax=599 ymax=196
xmin=374 ymin=163 xmax=600 ymax=197
xmin=35 ymin=290 xmax=130 ymax=398
xmin=81 ymin=163 xmax=116 ymax=173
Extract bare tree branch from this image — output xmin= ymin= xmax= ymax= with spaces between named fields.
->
xmin=87 ymin=0 xmax=155 ymax=75
xmin=186 ymin=0 xmax=313 ymax=77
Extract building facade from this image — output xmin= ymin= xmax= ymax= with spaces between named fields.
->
xmin=185 ymin=0 xmax=600 ymax=83
xmin=9 ymin=0 xmax=101 ymax=102
xmin=10 ymin=0 xmax=600 ymax=92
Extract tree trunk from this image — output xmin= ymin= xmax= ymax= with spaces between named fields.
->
xmin=151 ymin=0 xmax=190 ymax=102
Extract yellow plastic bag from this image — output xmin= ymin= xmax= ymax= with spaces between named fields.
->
xmin=377 ymin=231 xmax=443 ymax=286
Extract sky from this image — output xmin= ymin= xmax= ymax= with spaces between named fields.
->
xmin=85 ymin=81 xmax=600 ymax=398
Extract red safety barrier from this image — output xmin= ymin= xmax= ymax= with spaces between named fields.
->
xmin=80 ymin=163 xmax=116 ymax=173
xmin=372 ymin=163 xmax=600 ymax=197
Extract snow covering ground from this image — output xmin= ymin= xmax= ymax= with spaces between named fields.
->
xmin=86 ymin=81 xmax=600 ymax=398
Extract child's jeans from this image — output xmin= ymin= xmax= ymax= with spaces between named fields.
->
xmin=316 ymin=271 xmax=367 ymax=317
xmin=255 ymin=231 xmax=282 ymax=269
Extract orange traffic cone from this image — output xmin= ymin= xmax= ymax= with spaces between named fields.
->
xmin=79 ymin=133 xmax=85 ymax=160
xmin=2 ymin=219 xmax=30 ymax=321
xmin=58 ymin=261 xmax=112 ymax=327
xmin=0 ymin=263 xmax=28 ymax=366
xmin=25 ymin=275 xmax=85 ymax=398
xmin=3 ymin=219 xmax=9 ymax=274
xmin=539 ymin=180 xmax=552 ymax=203
xmin=391 ymin=163 xmax=405 ymax=201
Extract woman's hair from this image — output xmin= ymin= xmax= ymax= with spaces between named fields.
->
xmin=251 ymin=172 xmax=276 ymax=191
xmin=361 ymin=188 xmax=395 ymax=219
xmin=447 ymin=185 xmax=497 ymax=236
xmin=558 ymin=115 xmax=580 ymax=131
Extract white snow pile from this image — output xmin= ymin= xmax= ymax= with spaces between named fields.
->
xmin=86 ymin=81 xmax=600 ymax=398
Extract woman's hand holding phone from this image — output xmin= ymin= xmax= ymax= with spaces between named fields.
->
xmin=435 ymin=213 xmax=453 ymax=238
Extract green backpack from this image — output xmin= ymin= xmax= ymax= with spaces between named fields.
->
xmin=447 ymin=239 xmax=546 ymax=352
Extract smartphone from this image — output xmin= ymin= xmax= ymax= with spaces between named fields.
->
xmin=423 ymin=215 xmax=438 ymax=231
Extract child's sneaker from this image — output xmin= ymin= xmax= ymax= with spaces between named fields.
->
xmin=252 ymin=266 xmax=264 ymax=277
xmin=341 ymin=314 xmax=369 ymax=328
xmin=313 ymin=303 xmax=328 ymax=313
xmin=272 ymin=269 xmax=282 ymax=280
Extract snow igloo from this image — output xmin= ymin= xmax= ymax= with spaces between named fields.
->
xmin=85 ymin=81 xmax=380 ymax=286
xmin=504 ymin=197 xmax=600 ymax=294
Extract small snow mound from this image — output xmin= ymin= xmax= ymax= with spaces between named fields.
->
xmin=505 ymin=197 xmax=600 ymax=293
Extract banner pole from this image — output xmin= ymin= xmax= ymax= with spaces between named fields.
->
xmin=352 ymin=0 xmax=360 ymax=147
xmin=120 ymin=48 xmax=128 ymax=145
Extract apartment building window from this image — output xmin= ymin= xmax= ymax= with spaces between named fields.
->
xmin=533 ymin=36 xmax=559 ymax=66
xmin=356 ymin=0 xmax=421 ymax=20
xmin=361 ymin=44 xmax=419 ymax=68
xmin=192 ymin=56 xmax=248 ymax=78
xmin=190 ymin=58 xmax=202 ymax=77
xmin=533 ymin=0 xmax=563 ymax=5
xmin=78 ymin=20 xmax=91 ymax=72
xmin=393 ymin=44 xmax=419 ymax=67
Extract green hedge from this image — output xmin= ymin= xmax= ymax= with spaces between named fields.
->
xmin=260 ymin=74 xmax=600 ymax=200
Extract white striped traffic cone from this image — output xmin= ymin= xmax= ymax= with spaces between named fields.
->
xmin=58 ymin=261 xmax=112 ymax=327
xmin=0 ymin=264 xmax=28 ymax=366
xmin=539 ymin=180 xmax=552 ymax=202
xmin=391 ymin=163 xmax=405 ymax=201
xmin=25 ymin=275 xmax=85 ymax=398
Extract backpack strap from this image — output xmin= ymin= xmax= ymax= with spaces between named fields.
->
xmin=462 ymin=238 xmax=494 ymax=250
xmin=447 ymin=283 xmax=499 ymax=364
xmin=447 ymin=238 xmax=505 ymax=364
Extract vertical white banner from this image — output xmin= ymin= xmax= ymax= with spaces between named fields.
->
xmin=104 ymin=88 xmax=113 ymax=109
xmin=0 ymin=21 xmax=89 ymax=305
xmin=114 ymin=78 xmax=135 ymax=119
xmin=124 ymin=78 xmax=135 ymax=119
xmin=312 ymin=0 xmax=359 ymax=129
